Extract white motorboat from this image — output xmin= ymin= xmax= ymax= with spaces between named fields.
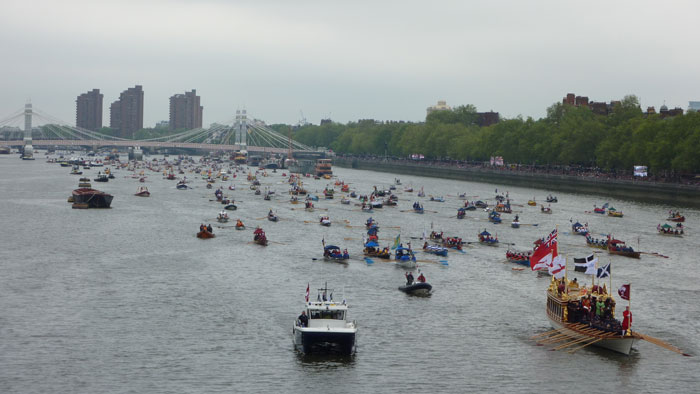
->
xmin=293 ymin=284 xmax=357 ymax=355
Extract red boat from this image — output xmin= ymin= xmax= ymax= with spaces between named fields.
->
xmin=197 ymin=230 xmax=215 ymax=239
xmin=253 ymin=227 xmax=268 ymax=246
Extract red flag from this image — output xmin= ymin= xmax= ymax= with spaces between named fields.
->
xmin=305 ymin=283 xmax=310 ymax=302
xmin=530 ymin=229 xmax=558 ymax=271
xmin=618 ymin=284 xmax=630 ymax=300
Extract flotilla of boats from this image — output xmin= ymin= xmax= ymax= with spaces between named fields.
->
xmin=46 ymin=151 xmax=691 ymax=358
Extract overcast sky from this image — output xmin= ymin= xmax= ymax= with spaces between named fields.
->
xmin=1 ymin=0 xmax=698 ymax=128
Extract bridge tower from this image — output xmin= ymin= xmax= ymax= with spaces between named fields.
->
xmin=22 ymin=101 xmax=34 ymax=160
xmin=233 ymin=109 xmax=247 ymax=148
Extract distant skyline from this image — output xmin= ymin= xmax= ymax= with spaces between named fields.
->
xmin=1 ymin=0 xmax=699 ymax=128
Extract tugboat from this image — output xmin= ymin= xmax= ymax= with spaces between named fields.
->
xmin=293 ymin=283 xmax=357 ymax=355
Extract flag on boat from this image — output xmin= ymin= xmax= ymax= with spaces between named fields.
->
xmin=597 ymin=262 xmax=611 ymax=278
xmin=574 ymin=254 xmax=598 ymax=275
xmin=549 ymin=255 xmax=566 ymax=279
xmin=392 ymin=234 xmax=401 ymax=250
xmin=618 ymin=284 xmax=630 ymax=300
xmin=305 ymin=283 xmax=309 ymax=302
xmin=602 ymin=202 xmax=609 ymax=209
xmin=530 ymin=229 xmax=558 ymax=271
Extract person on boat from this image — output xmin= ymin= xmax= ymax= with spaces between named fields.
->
xmin=423 ymin=241 xmax=429 ymax=249
xmin=417 ymin=272 xmax=426 ymax=283
xmin=237 ymin=219 xmax=244 ymax=227
xmin=596 ymin=298 xmax=605 ymax=318
xmin=207 ymin=224 xmax=213 ymax=233
xmin=581 ymin=296 xmax=591 ymax=322
xmin=298 ymin=311 xmax=308 ymax=327
xmin=621 ymin=306 xmax=632 ymax=336
xmin=405 ymin=272 xmax=414 ymax=285
xmin=200 ymin=224 xmax=205 ymax=232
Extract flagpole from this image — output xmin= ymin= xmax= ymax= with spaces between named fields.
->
xmin=629 ymin=282 xmax=632 ymax=332
xmin=609 ymin=258 xmax=612 ymax=297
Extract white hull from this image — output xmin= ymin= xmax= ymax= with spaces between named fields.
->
xmin=548 ymin=317 xmax=635 ymax=355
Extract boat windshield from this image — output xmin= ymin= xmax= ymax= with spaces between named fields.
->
xmin=309 ymin=310 xmax=345 ymax=320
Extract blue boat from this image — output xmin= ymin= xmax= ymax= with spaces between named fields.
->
xmin=412 ymin=202 xmax=424 ymax=214
xmin=457 ymin=207 xmax=466 ymax=219
xmin=323 ymin=244 xmax=349 ymax=261
xmin=422 ymin=244 xmax=448 ymax=257
xmin=572 ymin=221 xmax=589 ymax=236
xmin=489 ymin=211 xmax=502 ymax=224
xmin=478 ymin=230 xmax=499 ymax=246
xmin=394 ymin=247 xmax=416 ymax=267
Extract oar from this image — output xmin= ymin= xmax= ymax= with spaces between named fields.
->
xmin=416 ymin=259 xmax=449 ymax=266
xmin=640 ymin=252 xmax=669 ymax=258
xmin=567 ymin=338 xmax=605 ymax=354
xmin=530 ymin=329 xmax=562 ymax=339
xmin=635 ymin=332 xmax=691 ymax=356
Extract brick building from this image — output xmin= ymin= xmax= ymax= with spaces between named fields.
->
xmin=110 ymin=85 xmax=144 ymax=138
xmin=76 ymin=89 xmax=103 ymax=131
xmin=169 ymin=89 xmax=203 ymax=130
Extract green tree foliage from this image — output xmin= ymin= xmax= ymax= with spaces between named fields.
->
xmin=281 ymin=96 xmax=700 ymax=173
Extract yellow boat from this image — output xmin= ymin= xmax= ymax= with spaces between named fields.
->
xmin=528 ymin=200 xmax=536 ymax=206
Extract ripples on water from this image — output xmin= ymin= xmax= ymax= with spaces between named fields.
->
xmin=0 ymin=155 xmax=698 ymax=393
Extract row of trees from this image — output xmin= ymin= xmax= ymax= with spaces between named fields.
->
xmin=279 ymin=96 xmax=700 ymax=173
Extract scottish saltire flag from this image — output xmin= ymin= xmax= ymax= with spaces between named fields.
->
xmin=596 ymin=262 xmax=611 ymax=278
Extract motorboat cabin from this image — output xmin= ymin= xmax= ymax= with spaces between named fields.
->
xmin=293 ymin=285 xmax=357 ymax=355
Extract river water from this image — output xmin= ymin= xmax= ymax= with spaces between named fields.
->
xmin=1 ymin=154 xmax=698 ymax=393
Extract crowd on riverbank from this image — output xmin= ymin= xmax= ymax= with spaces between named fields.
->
xmin=335 ymin=155 xmax=700 ymax=187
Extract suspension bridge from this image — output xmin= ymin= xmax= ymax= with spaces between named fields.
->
xmin=0 ymin=103 xmax=319 ymax=158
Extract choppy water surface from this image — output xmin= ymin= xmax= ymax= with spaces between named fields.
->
xmin=1 ymin=155 xmax=698 ymax=393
